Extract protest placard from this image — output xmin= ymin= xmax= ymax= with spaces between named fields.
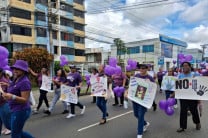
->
xmin=90 ymin=77 xmax=107 ymax=97
xmin=60 ymin=85 xmax=78 ymax=104
xmin=175 ymin=76 xmax=208 ymax=100
xmin=128 ymin=77 xmax=157 ymax=109
xmin=40 ymin=75 xmax=53 ymax=92
xmin=161 ymin=76 xmax=177 ymax=91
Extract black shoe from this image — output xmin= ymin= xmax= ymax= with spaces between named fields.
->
xmin=119 ymin=104 xmax=123 ymax=107
xmin=62 ymin=110 xmax=69 ymax=114
xmin=112 ymin=103 xmax=118 ymax=106
xmin=106 ymin=112 xmax=109 ymax=117
xmin=99 ymin=119 xmax=106 ymax=125
xmin=196 ymin=123 xmax=201 ymax=130
xmin=44 ymin=110 xmax=51 ymax=115
xmin=177 ymin=128 xmax=185 ymax=132
xmin=153 ymin=104 xmax=157 ymax=111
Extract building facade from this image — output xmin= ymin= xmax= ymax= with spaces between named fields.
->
xmin=0 ymin=0 xmax=85 ymax=62
xmin=184 ymin=48 xmax=202 ymax=68
xmin=111 ymin=34 xmax=187 ymax=71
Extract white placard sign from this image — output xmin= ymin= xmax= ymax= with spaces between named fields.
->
xmin=90 ymin=77 xmax=108 ymax=97
xmin=60 ymin=85 xmax=78 ymax=104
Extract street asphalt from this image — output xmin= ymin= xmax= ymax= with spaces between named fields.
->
xmin=2 ymin=89 xmax=208 ymax=138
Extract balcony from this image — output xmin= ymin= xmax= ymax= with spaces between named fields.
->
xmin=60 ymin=40 xmax=74 ymax=47
xmin=75 ymin=43 xmax=85 ymax=49
xmin=35 ymin=20 xmax=47 ymax=27
xmin=60 ymin=0 xmax=73 ymax=6
xmin=74 ymin=29 xmax=85 ymax=37
xmin=9 ymin=17 xmax=33 ymax=25
xmin=11 ymin=34 xmax=34 ymax=44
xmin=64 ymin=54 xmax=75 ymax=61
xmin=35 ymin=3 xmax=47 ymax=12
xmin=52 ymin=24 xmax=74 ymax=33
xmin=73 ymin=3 xmax=85 ymax=11
xmin=74 ymin=16 xmax=85 ymax=24
xmin=9 ymin=0 xmax=34 ymax=11
xmin=75 ymin=56 xmax=86 ymax=62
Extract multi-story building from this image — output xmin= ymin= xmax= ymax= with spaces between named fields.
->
xmin=0 ymin=0 xmax=85 ymax=62
xmin=111 ymin=34 xmax=188 ymax=71
xmin=184 ymin=48 xmax=202 ymax=68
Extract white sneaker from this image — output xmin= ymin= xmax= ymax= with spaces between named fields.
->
xmin=4 ymin=129 xmax=11 ymax=135
xmin=137 ymin=135 xmax=142 ymax=138
xmin=174 ymin=104 xmax=178 ymax=109
xmin=81 ymin=106 xmax=86 ymax=114
xmin=66 ymin=113 xmax=76 ymax=119
xmin=143 ymin=122 xmax=150 ymax=132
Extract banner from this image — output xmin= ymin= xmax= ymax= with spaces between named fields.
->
xmin=90 ymin=77 xmax=107 ymax=97
xmin=175 ymin=76 xmax=208 ymax=100
xmin=161 ymin=76 xmax=177 ymax=91
xmin=40 ymin=75 xmax=53 ymax=92
xmin=60 ymin=85 xmax=78 ymax=104
xmin=128 ymin=77 xmax=157 ymax=109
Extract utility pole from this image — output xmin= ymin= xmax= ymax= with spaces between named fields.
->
xmin=201 ymin=44 xmax=208 ymax=62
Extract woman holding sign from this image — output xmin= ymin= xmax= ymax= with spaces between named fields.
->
xmin=65 ymin=65 xmax=86 ymax=119
xmin=29 ymin=67 xmax=50 ymax=113
xmin=132 ymin=64 xmax=155 ymax=138
xmin=1 ymin=60 xmax=34 ymax=138
xmin=176 ymin=62 xmax=201 ymax=132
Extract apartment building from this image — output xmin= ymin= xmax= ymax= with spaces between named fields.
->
xmin=0 ymin=0 xmax=85 ymax=62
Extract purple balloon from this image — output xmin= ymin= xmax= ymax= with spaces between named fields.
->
xmin=115 ymin=65 xmax=122 ymax=74
xmin=167 ymin=98 xmax=176 ymax=106
xmin=86 ymin=80 xmax=90 ymax=85
xmin=126 ymin=65 xmax=132 ymax=71
xmin=109 ymin=57 xmax=117 ymax=67
xmin=173 ymin=60 xmax=176 ymax=64
xmin=178 ymin=53 xmax=184 ymax=59
xmin=0 ymin=46 xmax=9 ymax=59
xmin=85 ymin=74 xmax=91 ymax=81
xmin=185 ymin=55 xmax=193 ymax=61
xmin=159 ymin=100 xmax=168 ymax=110
xmin=130 ymin=61 xmax=137 ymax=70
xmin=60 ymin=55 xmax=67 ymax=61
xmin=113 ymin=86 xmax=120 ymax=93
xmin=3 ymin=65 xmax=10 ymax=70
xmin=118 ymin=86 xmax=125 ymax=94
xmin=0 ymin=58 xmax=8 ymax=68
xmin=104 ymin=65 xmax=111 ymax=76
xmin=165 ymin=106 xmax=174 ymax=116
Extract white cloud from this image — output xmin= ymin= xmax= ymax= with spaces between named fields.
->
xmin=179 ymin=0 xmax=208 ymax=23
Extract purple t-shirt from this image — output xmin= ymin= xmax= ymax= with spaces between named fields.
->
xmin=112 ymin=73 xmax=126 ymax=87
xmin=0 ymin=77 xmax=9 ymax=106
xmin=7 ymin=75 xmax=31 ymax=112
xmin=134 ymin=73 xmax=155 ymax=83
xmin=157 ymin=71 xmax=166 ymax=80
xmin=66 ymin=72 xmax=82 ymax=87
xmin=54 ymin=76 xmax=66 ymax=89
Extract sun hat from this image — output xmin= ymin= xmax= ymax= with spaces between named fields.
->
xmin=11 ymin=60 xmax=28 ymax=72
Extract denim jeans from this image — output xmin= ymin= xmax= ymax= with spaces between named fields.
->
xmin=49 ymin=88 xmax=68 ymax=112
xmin=165 ymin=90 xmax=177 ymax=104
xmin=0 ymin=103 xmax=11 ymax=135
xmin=132 ymin=102 xmax=147 ymax=135
xmin=11 ymin=108 xmax=34 ymax=138
xmin=96 ymin=97 xmax=107 ymax=119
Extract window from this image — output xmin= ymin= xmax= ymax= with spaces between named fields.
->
xmin=75 ymin=49 xmax=85 ymax=56
xmin=37 ymin=27 xmax=46 ymax=37
xmin=142 ymin=45 xmax=154 ymax=53
xmin=36 ymin=12 xmax=45 ymax=21
xmin=36 ymin=0 xmax=48 ymax=6
xmin=74 ymin=9 xmax=84 ymax=18
xmin=128 ymin=46 xmax=140 ymax=54
xmin=60 ymin=17 xmax=73 ymax=27
xmin=13 ymin=43 xmax=31 ymax=51
xmin=74 ymin=0 xmax=83 ymax=5
xmin=18 ymin=0 xmax=31 ymax=3
xmin=10 ymin=8 xmax=31 ymax=20
xmin=74 ymin=36 xmax=84 ymax=43
xmin=54 ymin=46 xmax=58 ymax=54
xmin=10 ymin=25 xmax=32 ymax=36
xmin=61 ymin=47 xmax=74 ymax=55
xmin=61 ymin=32 xmax=73 ymax=41
xmin=74 ymin=23 xmax=84 ymax=31
xmin=52 ymin=30 xmax=57 ymax=39
xmin=60 ymin=2 xmax=73 ymax=13
xmin=37 ymin=44 xmax=47 ymax=49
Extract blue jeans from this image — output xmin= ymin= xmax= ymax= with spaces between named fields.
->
xmin=96 ymin=97 xmax=107 ymax=119
xmin=49 ymin=88 xmax=68 ymax=112
xmin=132 ymin=102 xmax=147 ymax=135
xmin=11 ymin=108 xmax=34 ymax=138
xmin=165 ymin=90 xmax=177 ymax=104
xmin=0 ymin=103 xmax=11 ymax=135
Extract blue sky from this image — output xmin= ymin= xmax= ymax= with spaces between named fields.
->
xmin=85 ymin=0 xmax=208 ymax=49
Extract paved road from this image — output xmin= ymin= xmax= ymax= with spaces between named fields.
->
xmin=2 ymin=91 xmax=208 ymax=138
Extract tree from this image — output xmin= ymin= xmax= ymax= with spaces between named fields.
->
xmin=12 ymin=47 xmax=53 ymax=73
xmin=114 ymin=38 xmax=126 ymax=64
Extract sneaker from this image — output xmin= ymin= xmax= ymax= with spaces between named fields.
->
xmin=81 ymin=106 xmax=86 ymax=114
xmin=137 ymin=135 xmax=142 ymax=138
xmin=44 ymin=110 xmax=51 ymax=115
xmin=153 ymin=104 xmax=157 ymax=111
xmin=112 ymin=103 xmax=118 ymax=106
xmin=66 ymin=113 xmax=76 ymax=119
xmin=4 ymin=129 xmax=11 ymax=135
xmin=174 ymin=104 xmax=178 ymax=109
xmin=177 ymin=128 xmax=185 ymax=132
xmin=196 ymin=123 xmax=201 ymax=130
xmin=62 ymin=110 xmax=69 ymax=114
xmin=143 ymin=122 xmax=150 ymax=132
xmin=1 ymin=128 xmax=6 ymax=134
xmin=33 ymin=108 xmax=38 ymax=114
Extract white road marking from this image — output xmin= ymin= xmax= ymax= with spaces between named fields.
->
xmin=78 ymin=110 xmax=133 ymax=132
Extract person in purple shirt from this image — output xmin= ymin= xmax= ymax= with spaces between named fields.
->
xmin=65 ymin=65 xmax=86 ymax=119
xmin=29 ymin=67 xmax=50 ymax=113
xmin=128 ymin=64 xmax=155 ymax=138
xmin=44 ymin=69 xmax=69 ymax=115
xmin=1 ymin=60 xmax=34 ymax=138
xmin=0 ymin=68 xmax=11 ymax=136
xmin=157 ymin=67 xmax=166 ymax=93
xmin=112 ymin=71 xmax=126 ymax=106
